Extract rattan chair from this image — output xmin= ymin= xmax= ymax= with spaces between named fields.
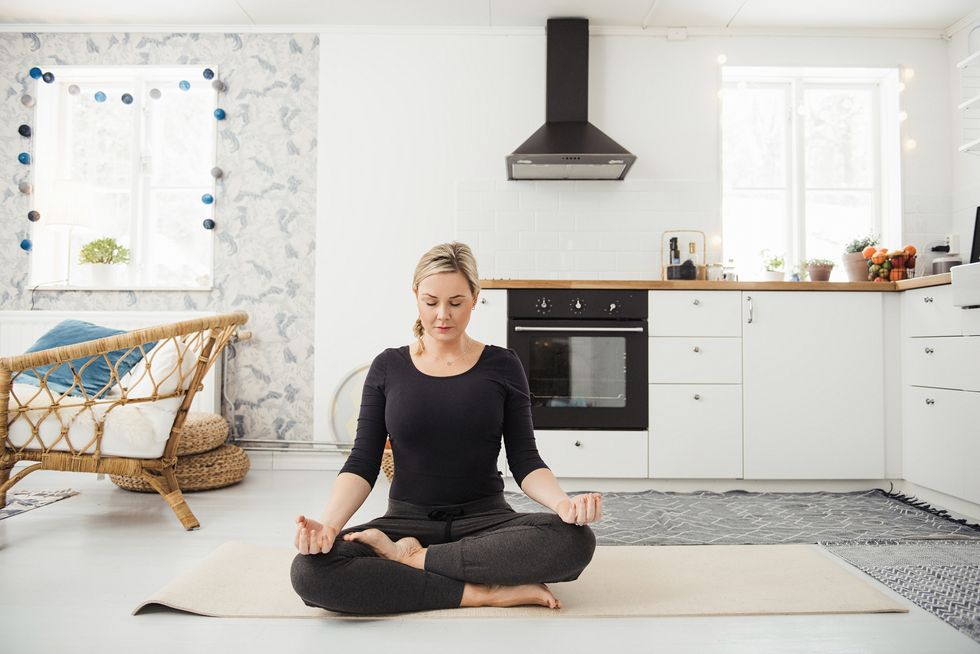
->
xmin=0 ymin=311 xmax=248 ymax=530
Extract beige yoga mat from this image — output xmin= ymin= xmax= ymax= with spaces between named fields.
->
xmin=134 ymin=541 xmax=908 ymax=619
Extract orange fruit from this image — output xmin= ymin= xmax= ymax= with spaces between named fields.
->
xmin=861 ymin=246 xmax=876 ymax=258
xmin=904 ymin=245 xmax=917 ymax=256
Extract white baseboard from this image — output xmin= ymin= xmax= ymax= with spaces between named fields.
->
xmin=890 ymin=480 xmax=980 ymax=524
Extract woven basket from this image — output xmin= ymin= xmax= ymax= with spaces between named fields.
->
xmin=176 ymin=412 xmax=230 ymax=456
xmin=381 ymin=448 xmax=394 ymax=482
xmin=111 ymin=444 xmax=250 ymax=493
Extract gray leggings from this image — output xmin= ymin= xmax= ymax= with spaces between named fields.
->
xmin=290 ymin=492 xmax=597 ymax=615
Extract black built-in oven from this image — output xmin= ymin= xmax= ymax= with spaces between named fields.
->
xmin=508 ymin=289 xmax=648 ymax=430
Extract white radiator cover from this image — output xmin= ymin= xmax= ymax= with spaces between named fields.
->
xmin=0 ymin=310 xmax=221 ymax=414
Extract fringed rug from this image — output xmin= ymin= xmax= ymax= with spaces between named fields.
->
xmin=502 ymin=486 xmax=980 ymax=643
xmin=502 ymin=486 xmax=980 ymax=545
xmin=0 ymin=489 xmax=79 ymax=520
xmin=823 ymin=539 xmax=980 ymax=644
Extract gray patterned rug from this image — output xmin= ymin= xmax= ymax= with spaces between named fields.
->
xmin=0 ymin=489 xmax=79 ymax=520
xmin=823 ymin=539 xmax=980 ymax=644
xmin=503 ymin=487 xmax=980 ymax=545
xmin=502 ymin=487 xmax=980 ymax=644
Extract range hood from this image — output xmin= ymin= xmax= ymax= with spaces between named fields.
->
xmin=506 ymin=18 xmax=636 ymax=181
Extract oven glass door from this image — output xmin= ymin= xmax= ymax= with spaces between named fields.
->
xmin=509 ymin=319 xmax=648 ymax=430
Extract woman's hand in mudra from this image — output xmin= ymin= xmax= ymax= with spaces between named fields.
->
xmin=556 ymin=492 xmax=603 ymax=526
xmin=295 ymin=515 xmax=340 ymax=555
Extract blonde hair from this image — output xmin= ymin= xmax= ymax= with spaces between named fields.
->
xmin=412 ymin=241 xmax=481 ymax=354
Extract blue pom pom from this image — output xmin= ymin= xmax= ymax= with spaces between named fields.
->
xmin=29 ymin=67 xmax=42 ymax=79
xmin=121 ymin=93 xmax=134 ymax=105
xmin=203 ymin=68 xmax=215 ymax=80
xmin=201 ymin=193 xmax=214 ymax=205
xmin=95 ymin=91 xmax=106 ymax=102
xmin=20 ymin=239 xmax=33 ymax=252
xmin=203 ymin=219 xmax=216 ymax=230
xmin=213 ymin=108 xmax=226 ymax=120
xmin=18 ymin=152 xmax=31 ymax=165
xmin=42 ymin=72 xmax=55 ymax=84
xmin=18 ymin=124 xmax=32 ymax=138
xmin=179 ymin=80 xmax=191 ymax=91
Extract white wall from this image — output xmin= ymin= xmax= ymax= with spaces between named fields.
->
xmin=315 ymin=28 xmax=954 ymax=441
xmin=950 ymin=22 xmax=980 ymax=261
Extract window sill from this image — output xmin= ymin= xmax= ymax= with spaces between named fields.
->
xmin=30 ymin=285 xmax=214 ymax=292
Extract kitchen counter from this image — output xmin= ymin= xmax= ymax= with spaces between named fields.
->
xmin=480 ymin=273 xmax=951 ymax=291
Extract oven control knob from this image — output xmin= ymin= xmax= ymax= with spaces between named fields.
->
xmin=570 ymin=298 xmax=584 ymax=313
xmin=535 ymin=297 xmax=552 ymax=314
xmin=607 ymin=301 xmax=621 ymax=315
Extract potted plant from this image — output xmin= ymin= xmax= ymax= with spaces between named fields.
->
xmin=843 ymin=234 xmax=879 ymax=282
xmin=806 ymin=258 xmax=835 ymax=282
xmin=78 ymin=237 xmax=131 ymax=286
xmin=760 ymin=249 xmax=786 ymax=281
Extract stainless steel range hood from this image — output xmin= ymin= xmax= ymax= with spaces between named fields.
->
xmin=506 ymin=18 xmax=636 ymax=181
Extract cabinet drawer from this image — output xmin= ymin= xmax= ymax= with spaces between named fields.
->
xmin=532 ymin=430 xmax=648 ymax=478
xmin=649 ymin=337 xmax=741 ymax=383
xmin=649 ymin=291 xmax=742 ymax=337
xmin=963 ymin=308 xmax=980 ymax=336
xmin=903 ymin=386 xmax=980 ymax=505
xmin=650 ymin=385 xmax=742 ymax=478
xmin=904 ymin=336 xmax=980 ymax=392
xmin=904 ymin=286 xmax=961 ymax=337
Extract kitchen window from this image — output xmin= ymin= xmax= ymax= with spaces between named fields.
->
xmin=720 ymin=66 xmax=903 ymax=279
xmin=29 ymin=65 xmax=217 ymax=291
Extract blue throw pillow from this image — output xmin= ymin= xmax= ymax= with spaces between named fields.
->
xmin=18 ymin=320 xmax=157 ymax=398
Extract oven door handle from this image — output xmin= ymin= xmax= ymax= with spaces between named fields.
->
xmin=513 ymin=326 xmax=646 ymax=333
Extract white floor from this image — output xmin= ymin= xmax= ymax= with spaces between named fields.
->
xmin=2 ymin=467 xmax=979 ymax=654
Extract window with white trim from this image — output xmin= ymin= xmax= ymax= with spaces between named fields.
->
xmin=30 ymin=65 xmax=217 ymax=290
xmin=720 ymin=66 xmax=902 ymax=280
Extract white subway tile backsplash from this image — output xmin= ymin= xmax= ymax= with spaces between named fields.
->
xmin=573 ymin=251 xmax=621 ymax=270
xmin=558 ymin=191 xmax=601 ymax=210
xmin=494 ymin=211 xmax=534 ymax=232
xmin=534 ymin=250 xmax=575 ymax=271
xmin=534 ymin=212 xmax=569 ymax=232
xmin=519 ymin=191 xmax=558 ymax=212
xmin=480 ymin=231 xmax=520 ymax=251
xmin=494 ymin=250 xmax=535 ymax=271
xmin=518 ymin=231 xmax=559 ymax=250
xmin=558 ymin=231 xmax=605 ymax=251
xmin=457 ymin=211 xmax=494 ymax=230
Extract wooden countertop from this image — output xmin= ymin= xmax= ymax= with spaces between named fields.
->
xmin=480 ymin=273 xmax=951 ymax=291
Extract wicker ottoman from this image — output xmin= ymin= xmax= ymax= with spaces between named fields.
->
xmin=111 ymin=413 xmax=250 ymax=493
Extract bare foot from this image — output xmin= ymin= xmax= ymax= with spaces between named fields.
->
xmin=471 ymin=583 xmax=562 ymax=610
xmin=343 ymin=528 xmax=424 ymax=568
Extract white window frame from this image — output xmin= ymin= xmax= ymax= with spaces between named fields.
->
xmin=721 ymin=66 xmax=902 ymax=276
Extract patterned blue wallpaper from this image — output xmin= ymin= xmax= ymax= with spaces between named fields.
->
xmin=0 ymin=32 xmax=318 ymax=442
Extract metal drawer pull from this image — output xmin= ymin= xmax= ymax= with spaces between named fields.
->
xmin=925 ymin=398 xmax=935 ymax=405
xmin=746 ymin=295 xmax=754 ymax=323
xmin=513 ymin=326 xmax=645 ymax=333
xmin=693 ymin=394 xmax=701 ymax=400
xmin=924 ymin=297 xmax=934 ymax=303
xmin=925 ymin=347 xmax=934 ymax=354
xmin=574 ymin=441 xmax=582 ymax=447
xmin=693 ymin=299 xmax=701 ymax=306
xmin=480 ymin=297 xmax=488 ymax=304
xmin=693 ymin=346 xmax=701 ymax=353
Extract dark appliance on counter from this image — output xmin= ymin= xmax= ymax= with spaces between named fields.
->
xmin=508 ymin=289 xmax=647 ymax=430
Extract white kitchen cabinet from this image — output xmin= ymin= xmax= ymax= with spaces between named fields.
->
xmin=903 ymin=386 xmax=980 ymax=505
xmin=649 ymin=337 xmax=742 ymax=384
xmin=468 ymin=289 xmax=507 ymax=346
xmin=649 ymin=291 xmax=742 ymax=337
xmin=903 ymin=285 xmax=962 ymax=337
xmin=532 ymin=430 xmax=648 ymax=478
xmin=904 ymin=336 xmax=980 ymax=392
xmin=742 ymin=292 xmax=884 ymax=479
xmin=650 ymin=385 xmax=742 ymax=478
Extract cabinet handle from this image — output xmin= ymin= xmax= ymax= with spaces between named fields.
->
xmin=480 ymin=297 xmax=488 ymax=305
xmin=693 ymin=299 xmax=701 ymax=306
xmin=693 ymin=346 xmax=701 ymax=353
xmin=925 ymin=398 xmax=935 ymax=405
xmin=924 ymin=296 xmax=933 ymax=303
xmin=574 ymin=440 xmax=582 ymax=447
xmin=746 ymin=295 xmax=754 ymax=323
xmin=924 ymin=347 xmax=934 ymax=354
xmin=693 ymin=394 xmax=702 ymax=400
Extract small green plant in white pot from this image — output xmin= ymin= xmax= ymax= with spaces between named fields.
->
xmin=760 ymin=249 xmax=786 ymax=281
xmin=78 ymin=237 xmax=131 ymax=286
xmin=806 ymin=258 xmax=836 ymax=282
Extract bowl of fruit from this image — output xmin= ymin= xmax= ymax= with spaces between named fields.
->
xmin=861 ymin=245 xmax=917 ymax=282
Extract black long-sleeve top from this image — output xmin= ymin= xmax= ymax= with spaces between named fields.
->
xmin=338 ymin=344 xmax=550 ymax=506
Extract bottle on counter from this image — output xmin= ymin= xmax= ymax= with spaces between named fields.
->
xmin=669 ymin=237 xmax=680 ymax=265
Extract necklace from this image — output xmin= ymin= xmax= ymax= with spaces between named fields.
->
xmin=430 ymin=336 xmax=471 ymax=366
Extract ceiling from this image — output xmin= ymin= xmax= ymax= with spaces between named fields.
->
xmin=1 ymin=0 xmax=978 ymax=31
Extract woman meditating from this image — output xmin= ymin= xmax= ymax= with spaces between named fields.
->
xmin=290 ymin=241 xmax=602 ymax=615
